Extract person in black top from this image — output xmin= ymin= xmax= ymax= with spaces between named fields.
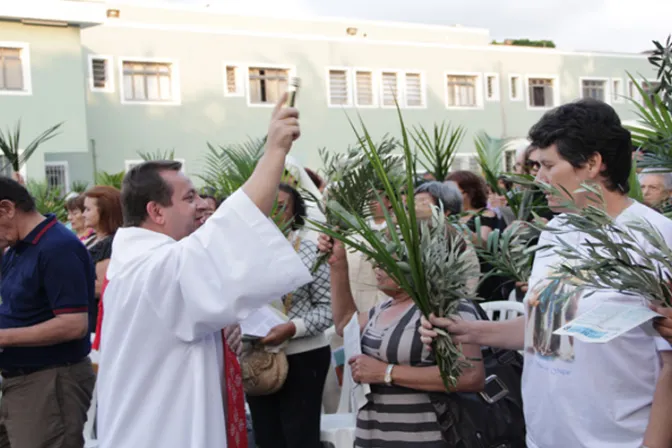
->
xmin=0 ymin=177 xmax=96 ymax=447
xmin=82 ymin=186 xmax=122 ymax=326
xmin=446 ymin=170 xmax=508 ymax=301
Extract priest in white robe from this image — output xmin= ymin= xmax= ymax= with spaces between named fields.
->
xmin=96 ymin=95 xmax=311 ymax=448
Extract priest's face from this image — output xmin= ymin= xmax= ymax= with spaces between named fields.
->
xmin=159 ymin=170 xmax=207 ymax=240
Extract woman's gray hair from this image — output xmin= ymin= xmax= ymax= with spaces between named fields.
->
xmin=639 ymin=168 xmax=672 ymax=191
xmin=414 ymin=181 xmax=463 ymax=215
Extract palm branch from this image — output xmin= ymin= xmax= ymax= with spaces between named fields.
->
xmin=474 ymin=132 xmax=505 ymax=194
xmin=70 ymin=181 xmax=89 ymax=194
xmin=95 ymin=171 xmax=124 ymax=190
xmin=27 ymin=180 xmax=67 ymax=222
xmin=0 ymin=122 xmax=63 ymax=173
xmin=138 ymin=149 xmax=176 ymax=161
xmin=648 ymin=35 xmax=672 ymax=109
xmin=309 ymin=108 xmax=474 ymax=389
xmin=411 ymin=122 xmax=465 ymax=181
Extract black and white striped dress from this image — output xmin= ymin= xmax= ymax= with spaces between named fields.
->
xmin=354 ymin=299 xmax=478 ymax=448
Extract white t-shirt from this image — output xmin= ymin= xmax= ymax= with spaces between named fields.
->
xmin=522 ymin=201 xmax=672 ymax=448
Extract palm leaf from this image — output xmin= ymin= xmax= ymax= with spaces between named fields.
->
xmin=0 ymin=121 xmax=63 ymax=173
xmin=95 ymin=171 xmax=125 ymax=190
xmin=138 ymin=149 xmax=176 ymax=161
xmin=70 ymin=181 xmax=89 ymax=193
xmin=474 ymin=132 xmax=505 ymax=194
xmin=411 ymin=122 xmax=465 ymax=181
xmin=27 ymin=180 xmax=67 ymax=222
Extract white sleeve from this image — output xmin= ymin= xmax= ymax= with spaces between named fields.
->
xmin=146 ymin=190 xmax=312 ymax=342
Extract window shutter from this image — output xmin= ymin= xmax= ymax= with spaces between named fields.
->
xmin=405 ymin=73 xmax=422 ymax=107
xmin=0 ymin=48 xmax=23 ymax=90
xmin=329 ymin=70 xmax=349 ymax=105
xmin=355 ymin=71 xmax=374 ymax=106
xmin=45 ymin=165 xmax=68 ymax=193
xmin=382 ymin=72 xmax=398 ymax=106
xmin=92 ymin=58 xmax=107 ymax=89
xmin=226 ymin=66 xmax=237 ymax=94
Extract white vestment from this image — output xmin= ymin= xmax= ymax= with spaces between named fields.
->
xmin=97 ymin=190 xmax=312 ymax=448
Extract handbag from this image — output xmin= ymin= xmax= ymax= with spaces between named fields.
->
xmin=429 ymin=302 xmax=526 ymax=448
xmin=240 ymin=234 xmax=302 ymax=396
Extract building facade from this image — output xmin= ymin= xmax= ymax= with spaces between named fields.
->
xmin=0 ymin=1 xmax=658 ymax=192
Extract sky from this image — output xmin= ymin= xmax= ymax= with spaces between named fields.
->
xmin=147 ymin=0 xmax=672 ymax=53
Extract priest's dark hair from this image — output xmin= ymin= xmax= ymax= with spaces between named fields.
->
xmin=528 ymin=98 xmax=632 ymax=194
xmin=0 ymin=176 xmax=35 ymax=212
xmin=278 ymin=182 xmax=306 ymax=230
xmin=121 ymin=160 xmax=183 ymax=227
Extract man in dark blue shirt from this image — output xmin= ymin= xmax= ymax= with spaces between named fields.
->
xmin=0 ymin=177 xmax=96 ymax=448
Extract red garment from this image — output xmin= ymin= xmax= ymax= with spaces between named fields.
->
xmin=223 ymin=330 xmax=248 ymax=448
xmin=92 ymin=277 xmax=108 ymax=351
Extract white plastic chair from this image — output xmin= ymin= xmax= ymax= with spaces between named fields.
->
xmin=481 ymin=300 xmax=525 ymax=321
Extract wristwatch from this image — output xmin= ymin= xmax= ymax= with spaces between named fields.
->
xmin=384 ymin=364 xmax=395 ymax=385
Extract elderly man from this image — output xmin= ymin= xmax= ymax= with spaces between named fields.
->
xmin=639 ymin=169 xmax=672 ymax=212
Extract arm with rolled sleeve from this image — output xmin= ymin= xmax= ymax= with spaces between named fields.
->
xmin=0 ymin=247 xmax=92 ymax=347
xmin=291 ymin=247 xmax=333 ymax=338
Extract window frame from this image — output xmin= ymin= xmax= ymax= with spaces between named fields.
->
xmin=119 ymin=57 xmax=181 ymax=106
xmin=0 ymin=41 xmax=32 ymax=96
xmin=245 ymin=63 xmax=296 ymax=108
xmin=223 ymin=62 xmax=245 ymax=98
xmin=352 ymin=67 xmax=378 ymax=109
xmin=124 ymin=158 xmax=187 ymax=173
xmin=611 ymin=78 xmax=624 ymax=103
xmin=379 ymin=69 xmax=403 ymax=109
xmin=451 ymin=153 xmax=480 ymax=172
xmin=525 ymin=74 xmax=560 ymax=111
xmin=326 ymin=66 xmax=353 ymax=108
xmin=484 ymin=73 xmax=500 ymax=102
xmin=508 ymin=74 xmax=522 ymax=102
xmin=88 ymin=54 xmax=114 ymax=93
xmin=403 ymin=70 xmax=427 ymax=109
xmin=44 ymin=161 xmax=70 ymax=194
xmin=579 ymin=77 xmax=610 ymax=103
xmin=444 ymin=71 xmax=484 ymax=110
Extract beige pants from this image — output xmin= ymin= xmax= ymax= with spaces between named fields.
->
xmin=0 ymin=358 xmax=95 ymax=448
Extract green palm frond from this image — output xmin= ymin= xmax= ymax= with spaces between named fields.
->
xmin=628 ymin=157 xmax=643 ymax=202
xmin=95 ymin=171 xmax=124 ymax=190
xmin=138 ymin=149 xmax=176 ymax=161
xmin=0 ymin=122 xmax=63 ymax=173
xmin=27 ymin=180 xmax=67 ymax=222
xmin=198 ymin=137 xmax=266 ymax=199
xmin=70 ymin=181 xmax=89 ymax=194
xmin=474 ymin=132 xmax=505 ymax=194
xmin=309 ymin=107 xmax=474 ymax=389
xmin=648 ymin=35 xmax=672 ymax=109
xmin=411 ymin=122 xmax=465 ymax=181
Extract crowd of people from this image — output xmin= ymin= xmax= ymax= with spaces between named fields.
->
xmin=0 ymin=93 xmax=672 ymax=448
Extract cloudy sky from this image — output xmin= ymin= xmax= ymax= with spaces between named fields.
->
xmin=149 ymin=0 xmax=672 ymax=53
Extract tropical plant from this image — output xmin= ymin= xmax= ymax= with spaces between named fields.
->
xmin=309 ymin=110 xmax=475 ymax=389
xmin=138 ymin=149 xmax=176 ymax=161
xmin=411 ymin=122 xmax=465 ymax=181
xmin=70 ymin=181 xmax=89 ymax=194
xmin=648 ymin=35 xmax=672 ymax=109
xmin=198 ymin=137 xmax=266 ymax=199
xmin=0 ymin=122 xmax=63 ymax=173
xmin=27 ymin=180 xmax=67 ymax=222
xmin=95 ymin=171 xmax=125 ymax=190
xmin=474 ymin=132 xmax=505 ymax=194
xmin=475 ymin=220 xmax=544 ymax=285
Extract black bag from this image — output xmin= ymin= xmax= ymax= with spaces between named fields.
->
xmin=429 ymin=303 xmax=526 ymax=448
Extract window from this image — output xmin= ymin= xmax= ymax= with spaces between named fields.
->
xmin=404 ymin=72 xmax=424 ymax=108
xmin=121 ymin=60 xmax=178 ymax=104
xmin=527 ymin=77 xmax=556 ymax=108
xmin=381 ymin=71 xmax=400 ymax=107
xmin=581 ymin=79 xmax=607 ymax=102
xmin=224 ymin=64 xmax=244 ymax=97
xmin=89 ymin=55 xmax=113 ymax=92
xmin=642 ymin=80 xmax=661 ymax=105
xmin=45 ymin=162 xmax=69 ymax=194
xmin=354 ymin=70 xmax=376 ymax=107
xmin=446 ymin=74 xmax=479 ymax=108
xmin=451 ymin=154 xmax=480 ymax=172
xmin=509 ymin=74 xmax=522 ymax=101
xmin=612 ymin=79 xmax=623 ymax=103
xmin=248 ymin=67 xmax=290 ymax=105
xmin=327 ymin=68 xmax=351 ymax=106
xmin=0 ymin=44 xmax=30 ymax=94
xmin=485 ymin=74 xmax=500 ymax=101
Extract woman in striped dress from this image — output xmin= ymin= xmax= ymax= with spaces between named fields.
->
xmin=319 ymin=235 xmax=485 ymax=448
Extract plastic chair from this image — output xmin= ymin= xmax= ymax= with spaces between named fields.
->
xmin=481 ymin=300 xmax=525 ymax=321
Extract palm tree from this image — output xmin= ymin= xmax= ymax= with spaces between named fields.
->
xmin=0 ymin=122 xmax=63 ymax=174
